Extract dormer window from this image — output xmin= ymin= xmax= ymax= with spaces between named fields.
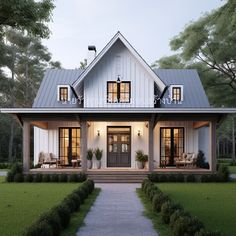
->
xmin=57 ymin=85 xmax=70 ymax=102
xmin=170 ymin=85 xmax=183 ymax=102
xmin=107 ymin=81 xmax=130 ymax=103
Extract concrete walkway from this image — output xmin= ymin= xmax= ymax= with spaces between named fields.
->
xmin=0 ymin=170 xmax=7 ymax=176
xmin=76 ymin=183 xmax=158 ymax=236
xmin=231 ymin=174 xmax=236 ymax=179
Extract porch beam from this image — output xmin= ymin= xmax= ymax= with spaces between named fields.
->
xmin=193 ymin=121 xmax=209 ymax=129
xmin=23 ymin=121 xmax=30 ymax=173
xmin=209 ymin=121 xmax=217 ymax=172
xmin=80 ymin=121 xmax=87 ymax=172
xmin=148 ymin=120 xmax=154 ymax=171
xmin=31 ymin=121 xmax=48 ymax=129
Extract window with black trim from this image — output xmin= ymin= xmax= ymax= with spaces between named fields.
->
xmin=107 ymin=81 xmax=130 ymax=103
xmin=172 ymin=87 xmax=181 ymax=101
xmin=59 ymin=87 xmax=69 ymax=101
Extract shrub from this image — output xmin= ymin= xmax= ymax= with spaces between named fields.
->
xmin=34 ymin=173 xmax=42 ymax=183
xmin=217 ymin=165 xmax=229 ymax=182
xmin=194 ymin=228 xmax=223 ymax=236
xmin=230 ymin=159 xmax=236 ymax=166
xmin=86 ymin=179 xmax=95 ymax=193
xmin=161 ymin=201 xmax=183 ymax=224
xmin=25 ymin=220 xmax=53 ymax=236
xmin=75 ymin=188 xmax=86 ymax=203
xmin=0 ymin=163 xmax=9 ymax=169
xmin=14 ymin=173 xmax=24 ymax=182
xmin=42 ymin=174 xmax=51 ymax=182
xmin=197 ymin=151 xmax=209 ymax=169
xmin=68 ymin=174 xmax=78 ymax=182
xmin=11 ymin=162 xmax=23 ymax=176
xmin=68 ymin=193 xmax=81 ymax=211
xmin=159 ymin=174 xmax=168 ymax=182
xmin=78 ymin=172 xmax=87 ymax=182
xmin=148 ymin=173 xmax=159 ymax=182
xmin=6 ymin=171 xmax=14 ymax=182
xmin=148 ymin=186 xmax=160 ymax=201
xmin=59 ymin=174 xmax=68 ymax=182
xmin=54 ymin=204 xmax=70 ymax=228
xmin=169 ymin=209 xmax=187 ymax=229
xmin=168 ymin=174 xmax=176 ymax=182
xmin=152 ymin=192 xmax=169 ymax=213
xmin=63 ymin=196 xmax=77 ymax=213
xmin=176 ymin=173 xmax=185 ymax=182
xmin=200 ymin=174 xmax=210 ymax=183
xmin=186 ymin=174 xmax=196 ymax=182
xmin=50 ymin=174 xmax=59 ymax=182
xmin=24 ymin=174 xmax=34 ymax=182
xmin=39 ymin=210 xmax=61 ymax=236
xmin=142 ymin=179 xmax=150 ymax=189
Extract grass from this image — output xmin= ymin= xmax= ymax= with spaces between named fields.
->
xmin=0 ymin=176 xmax=81 ymax=236
xmin=61 ymin=188 xmax=100 ymax=236
xmin=157 ymin=182 xmax=236 ymax=236
xmin=136 ymin=188 xmax=172 ymax=236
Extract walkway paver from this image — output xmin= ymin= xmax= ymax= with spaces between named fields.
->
xmin=76 ymin=183 xmax=158 ymax=236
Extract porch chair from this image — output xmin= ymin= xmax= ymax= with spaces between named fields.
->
xmin=176 ymin=153 xmax=187 ymax=168
xmin=38 ymin=152 xmax=58 ymax=168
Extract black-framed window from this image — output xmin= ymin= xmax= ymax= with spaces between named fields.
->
xmin=107 ymin=81 xmax=130 ymax=103
xmin=59 ymin=87 xmax=69 ymax=101
xmin=172 ymin=87 xmax=181 ymax=101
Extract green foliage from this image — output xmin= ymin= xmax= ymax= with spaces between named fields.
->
xmin=86 ymin=148 xmax=93 ymax=160
xmin=59 ymin=174 xmax=68 ymax=183
xmin=217 ymin=165 xmax=230 ymax=182
xmin=24 ymin=220 xmax=53 ymax=236
xmin=152 ymin=192 xmax=169 ymax=213
xmin=24 ymin=174 xmax=34 ymax=182
xmin=94 ymin=148 xmax=103 ymax=160
xmin=197 ymin=151 xmax=209 ymax=169
xmin=55 ymin=204 xmax=71 ymax=228
xmin=161 ymin=201 xmax=183 ymax=224
xmin=0 ymin=0 xmax=55 ymax=39
xmin=34 ymin=173 xmax=42 ymax=183
xmin=42 ymin=174 xmax=50 ymax=182
xmin=68 ymin=174 xmax=78 ymax=182
xmin=13 ymin=173 xmax=24 ymax=182
xmin=186 ymin=174 xmax=196 ymax=182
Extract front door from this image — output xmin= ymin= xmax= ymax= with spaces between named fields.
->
xmin=160 ymin=128 xmax=184 ymax=166
xmin=107 ymin=127 xmax=131 ymax=167
xmin=59 ymin=128 xmax=80 ymax=166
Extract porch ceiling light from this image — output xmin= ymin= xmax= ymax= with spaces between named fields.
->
xmin=97 ymin=130 xmax=100 ymax=136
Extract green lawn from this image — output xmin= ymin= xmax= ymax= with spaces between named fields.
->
xmin=0 ymin=177 xmax=80 ymax=236
xmin=158 ymin=182 xmax=236 ymax=236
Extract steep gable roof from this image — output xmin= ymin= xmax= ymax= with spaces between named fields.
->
xmin=72 ymin=31 xmax=166 ymax=93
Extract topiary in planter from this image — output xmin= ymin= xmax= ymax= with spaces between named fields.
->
xmin=14 ymin=173 xmax=24 ymax=182
xmin=50 ymin=174 xmax=59 ymax=182
xmin=42 ymin=174 xmax=51 ymax=182
xmin=24 ymin=174 xmax=34 ymax=182
xmin=25 ymin=220 xmax=53 ymax=236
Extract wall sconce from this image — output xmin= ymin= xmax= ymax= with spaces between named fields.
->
xmin=137 ymin=130 xmax=141 ymax=136
xmin=117 ymin=75 xmax=121 ymax=83
xmin=97 ymin=130 xmax=100 ymax=136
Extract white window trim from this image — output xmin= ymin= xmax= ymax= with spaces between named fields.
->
xmin=170 ymin=85 xmax=184 ymax=102
xmin=57 ymin=85 xmax=71 ymax=102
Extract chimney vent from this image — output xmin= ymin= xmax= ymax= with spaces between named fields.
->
xmin=87 ymin=45 xmax=97 ymax=65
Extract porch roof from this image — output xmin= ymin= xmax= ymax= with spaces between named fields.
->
xmin=1 ymin=107 xmax=236 ymax=114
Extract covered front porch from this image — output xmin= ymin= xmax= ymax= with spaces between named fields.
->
xmin=16 ymin=110 xmax=220 ymax=174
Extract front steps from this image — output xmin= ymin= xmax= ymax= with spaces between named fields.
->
xmin=87 ymin=171 xmax=149 ymax=183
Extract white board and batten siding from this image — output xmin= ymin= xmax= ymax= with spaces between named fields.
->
xmin=34 ymin=121 xmax=80 ymax=165
xmin=84 ymin=40 xmax=154 ymax=108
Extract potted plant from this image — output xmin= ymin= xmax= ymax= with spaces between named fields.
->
xmin=136 ymin=150 xmax=148 ymax=169
xmin=86 ymin=148 xmax=93 ymax=169
xmin=94 ymin=148 xmax=103 ymax=169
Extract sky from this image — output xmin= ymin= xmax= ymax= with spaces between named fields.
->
xmin=43 ymin=0 xmax=225 ymax=69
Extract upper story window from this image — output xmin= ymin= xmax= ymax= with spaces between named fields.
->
xmin=107 ymin=81 xmax=130 ymax=103
xmin=57 ymin=85 xmax=70 ymax=102
xmin=170 ymin=85 xmax=183 ymax=102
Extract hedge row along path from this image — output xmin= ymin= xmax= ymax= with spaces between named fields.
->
xmin=76 ymin=183 xmax=158 ymax=236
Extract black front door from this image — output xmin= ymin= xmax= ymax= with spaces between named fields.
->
xmin=59 ymin=128 xmax=80 ymax=166
xmin=107 ymin=127 xmax=131 ymax=167
xmin=160 ymin=128 xmax=184 ymax=166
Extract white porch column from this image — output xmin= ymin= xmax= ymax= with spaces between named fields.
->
xmin=148 ymin=121 xmax=154 ymax=171
xmin=80 ymin=121 xmax=87 ymax=172
xmin=23 ymin=121 xmax=30 ymax=173
xmin=209 ymin=121 xmax=217 ymax=173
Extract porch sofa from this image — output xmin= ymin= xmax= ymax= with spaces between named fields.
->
xmin=38 ymin=152 xmax=58 ymax=168
xmin=176 ymin=153 xmax=197 ymax=168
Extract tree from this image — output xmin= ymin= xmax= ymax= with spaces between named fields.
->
xmin=170 ymin=0 xmax=236 ymax=93
xmin=152 ymin=54 xmax=185 ymax=69
xmin=79 ymin=59 xmax=87 ymax=69
xmin=0 ymin=0 xmax=55 ymax=38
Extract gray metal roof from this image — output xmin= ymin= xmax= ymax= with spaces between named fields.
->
xmin=33 ymin=68 xmax=210 ymax=108
xmin=153 ymin=69 xmax=210 ymax=108
xmin=33 ymin=69 xmax=84 ymax=108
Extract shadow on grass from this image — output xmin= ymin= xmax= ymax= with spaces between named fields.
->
xmin=136 ymin=188 xmax=172 ymax=236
